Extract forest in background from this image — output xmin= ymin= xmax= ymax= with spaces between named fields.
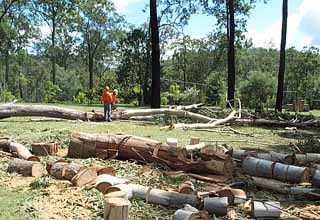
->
xmin=0 ymin=0 xmax=319 ymax=111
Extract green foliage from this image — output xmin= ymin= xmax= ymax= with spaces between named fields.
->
xmin=85 ymin=88 xmax=98 ymax=104
xmin=30 ymin=176 xmax=51 ymax=189
xmin=0 ymin=89 xmax=15 ymax=102
xmin=178 ymin=87 xmax=200 ymax=105
xmin=44 ymin=81 xmax=61 ymax=103
xmin=73 ymin=92 xmax=88 ymax=104
xmin=161 ymin=92 xmax=169 ymax=105
xmin=206 ymin=71 xmax=226 ymax=105
xmin=239 ymin=71 xmax=276 ymax=110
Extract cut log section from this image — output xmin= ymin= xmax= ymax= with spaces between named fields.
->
xmin=312 ymin=170 xmax=320 ymax=188
xmin=7 ymin=158 xmax=43 ymax=177
xmin=256 ymin=151 xmax=295 ymax=164
xmin=0 ymin=138 xmax=11 ymax=151
xmin=105 ymin=191 xmax=129 ymax=200
xmin=242 ymin=157 xmax=275 ymax=178
xmin=203 ymin=197 xmax=228 ymax=216
xmin=92 ymin=165 xmax=116 ymax=176
xmin=48 ymin=161 xmax=85 ymax=181
xmin=9 ymin=142 xmax=40 ymax=161
xmin=174 ymin=204 xmax=209 ymax=220
xmin=296 ymin=153 xmax=320 ymax=164
xmin=69 ymin=132 xmax=234 ymax=176
xmin=129 ymin=184 xmax=198 ymax=208
xmin=179 ymin=181 xmax=196 ymax=194
xmin=216 ymin=188 xmax=247 ymax=205
xmin=230 ymin=149 xmax=257 ymax=161
xmin=251 ymin=201 xmax=281 ymax=218
xmin=71 ymin=167 xmax=97 ymax=187
xmin=92 ymin=174 xmax=128 ymax=194
xmin=190 ymin=137 xmax=200 ymax=145
xmin=31 ymin=142 xmax=58 ymax=156
xmin=46 ymin=158 xmax=67 ymax=173
xmin=104 ymin=197 xmax=129 ymax=220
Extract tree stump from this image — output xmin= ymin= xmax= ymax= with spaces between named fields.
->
xmin=7 ymin=158 xmax=43 ymax=177
xmin=104 ymin=197 xmax=129 ymax=220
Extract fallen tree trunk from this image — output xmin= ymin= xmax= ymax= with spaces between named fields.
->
xmin=0 ymin=139 xmax=39 ymax=161
xmin=168 ymin=111 xmax=237 ymax=130
xmin=7 ymin=158 xmax=43 ymax=177
xmin=0 ymin=104 xmax=104 ymax=121
xmin=68 ymin=132 xmax=234 ymax=176
xmin=233 ymin=118 xmax=320 ymax=128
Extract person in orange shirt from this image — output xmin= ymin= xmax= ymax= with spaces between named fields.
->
xmin=101 ymin=86 xmax=113 ymax=122
xmin=111 ymin=89 xmax=118 ymax=110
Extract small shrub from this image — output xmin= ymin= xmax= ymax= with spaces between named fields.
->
xmin=161 ymin=92 xmax=169 ymax=105
xmin=73 ymin=92 xmax=88 ymax=104
xmin=0 ymin=89 xmax=15 ymax=102
xmin=44 ymin=81 xmax=61 ymax=103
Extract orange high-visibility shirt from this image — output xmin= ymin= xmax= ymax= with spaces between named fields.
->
xmin=101 ymin=89 xmax=112 ymax=103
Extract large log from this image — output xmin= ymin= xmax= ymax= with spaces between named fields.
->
xmin=68 ymin=132 xmax=234 ymax=176
xmin=0 ymin=104 xmax=104 ymax=121
xmin=7 ymin=158 xmax=43 ymax=177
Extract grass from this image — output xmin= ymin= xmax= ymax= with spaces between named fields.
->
xmin=0 ymin=103 xmax=319 ymax=219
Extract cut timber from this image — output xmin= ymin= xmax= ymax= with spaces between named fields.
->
xmin=230 ymin=149 xmax=257 ymax=161
xmin=48 ymin=161 xmax=85 ymax=181
xmin=46 ymin=158 xmax=66 ymax=173
xmin=243 ymin=157 xmax=275 ymax=178
xmin=71 ymin=167 xmax=97 ymax=187
xmin=92 ymin=165 xmax=116 ymax=176
xmin=203 ymin=197 xmax=228 ymax=216
xmin=179 ymin=181 xmax=196 ymax=194
xmin=251 ymin=201 xmax=281 ymax=218
xmin=0 ymin=138 xmax=10 ymax=151
xmin=129 ymin=184 xmax=198 ymax=208
xmin=7 ymin=158 xmax=43 ymax=177
xmin=312 ymin=170 xmax=320 ymax=188
xmin=174 ymin=204 xmax=209 ymax=220
xmin=93 ymin=174 xmax=128 ymax=194
xmin=105 ymin=184 xmax=133 ymax=200
xmin=0 ymin=104 xmax=104 ymax=121
xmin=190 ymin=137 xmax=200 ymax=145
xmin=256 ymin=151 xmax=295 ymax=164
xmin=104 ymin=197 xmax=129 ymax=220
xmin=69 ymin=132 xmax=234 ymax=176
xmin=31 ymin=142 xmax=58 ymax=156
xmin=216 ymin=188 xmax=247 ymax=205
xmin=9 ymin=142 xmax=40 ymax=161
xmin=296 ymin=153 xmax=320 ymax=164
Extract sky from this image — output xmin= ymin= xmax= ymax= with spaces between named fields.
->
xmin=111 ymin=0 xmax=320 ymax=49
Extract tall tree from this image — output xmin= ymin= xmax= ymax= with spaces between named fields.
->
xmin=78 ymin=0 xmax=122 ymax=91
xmin=32 ymin=0 xmax=77 ymax=85
xmin=0 ymin=0 xmax=18 ymax=24
xmin=275 ymin=0 xmax=288 ymax=112
xmin=227 ymin=0 xmax=235 ymax=106
xmin=150 ymin=0 xmax=161 ymax=108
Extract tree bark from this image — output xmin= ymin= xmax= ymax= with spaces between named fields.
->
xmin=69 ymin=132 xmax=234 ymax=176
xmin=227 ymin=0 xmax=235 ymax=107
xmin=150 ymin=0 xmax=161 ymax=108
xmin=48 ymin=162 xmax=85 ymax=181
xmin=7 ymin=158 xmax=43 ymax=177
xmin=9 ymin=142 xmax=40 ymax=161
xmin=275 ymin=0 xmax=288 ymax=112
xmin=51 ymin=17 xmax=56 ymax=85
xmin=89 ymin=55 xmax=94 ymax=90
xmin=4 ymin=45 xmax=10 ymax=88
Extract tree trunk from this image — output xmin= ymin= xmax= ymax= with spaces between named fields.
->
xmin=91 ymin=174 xmax=128 ymax=194
xmin=51 ymin=19 xmax=56 ymax=85
xmin=69 ymin=132 xmax=234 ymax=176
xmin=48 ymin=161 xmax=85 ymax=181
xmin=7 ymin=158 xmax=43 ymax=177
xmin=9 ymin=142 xmax=40 ymax=161
xmin=0 ymin=104 xmax=104 ymax=121
xmin=150 ymin=0 xmax=161 ymax=108
xmin=275 ymin=0 xmax=288 ymax=112
xmin=18 ymin=78 xmax=23 ymax=99
xmin=89 ymin=55 xmax=94 ymax=90
xmin=4 ymin=46 xmax=9 ymax=88
xmin=227 ymin=0 xmax=235 ymax=107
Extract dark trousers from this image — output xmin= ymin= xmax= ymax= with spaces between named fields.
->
xmin=104 ymin=102 xmax=112 ymax=121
